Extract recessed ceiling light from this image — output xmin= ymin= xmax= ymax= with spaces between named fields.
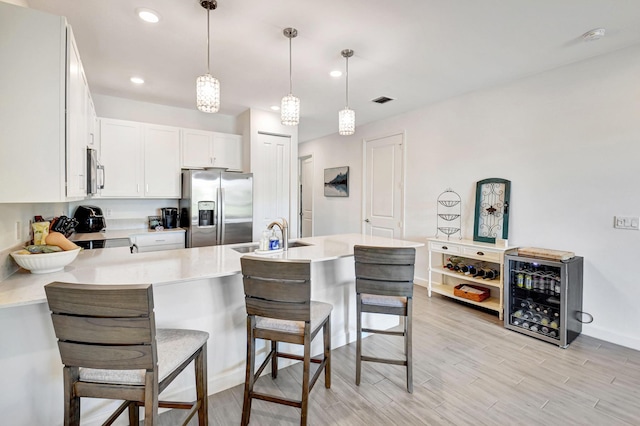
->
xmin=136 ymin=8 xmax=160 ymax=23
xmin=330 ymin=70 xmax=342 ymax=78
xmin=130 ymin=77 xmax=145 ymax=84
xmin=270 ymin=105 xmax=280 ymax=111
xmin=582 ymin=28 xmax=605 ymax=41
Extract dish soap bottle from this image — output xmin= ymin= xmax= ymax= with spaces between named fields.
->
xmin=269 ymin=229 xmax=280 ymax=250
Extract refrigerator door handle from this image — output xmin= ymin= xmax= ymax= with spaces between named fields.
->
xmin=219 ymin=187 xmax=226 ymax=244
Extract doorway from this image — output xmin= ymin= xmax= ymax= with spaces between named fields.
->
xmin=362 ymin=132 xmax=405 ymax=238
xmin=299 ymin=155 xmax=313 ymax=237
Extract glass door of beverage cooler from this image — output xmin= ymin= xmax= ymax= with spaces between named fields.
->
xmin=504 ymin=254 xmax=584 ymax=348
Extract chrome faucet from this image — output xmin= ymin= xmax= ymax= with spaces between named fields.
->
xmin=267 ymin=217 xmax=289 ymax=250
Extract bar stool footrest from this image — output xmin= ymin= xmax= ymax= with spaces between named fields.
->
xmin=361 ymin=355 xmax=408 ymax=366
xmin=253 ymin=392 xmax=302 ymax=408
xmin=362 ymin=327 xmax=405 ymax=336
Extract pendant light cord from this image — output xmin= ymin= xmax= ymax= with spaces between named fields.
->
xmin=345 ymin=55 xmax=349 ymax=108
xmin=206 ymin=7 xmax=211 ymax=74
xmin=289 ymin=35 xmax=293 ymax=94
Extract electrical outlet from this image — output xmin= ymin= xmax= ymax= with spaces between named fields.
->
xmin=614 ymin=216 xmax=640 ymax=230
xmin=106 ymin=208 xmax=113 ymax=217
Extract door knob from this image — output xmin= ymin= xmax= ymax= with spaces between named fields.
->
xmin=364 ymin=218 xmax=370 ymax=223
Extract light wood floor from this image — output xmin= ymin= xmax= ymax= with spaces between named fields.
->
xmin=159 ymin=285 xmax=640 ymax=425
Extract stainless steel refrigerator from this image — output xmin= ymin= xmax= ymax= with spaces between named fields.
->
xmin=180 ymin=170 xmax=253 ymax=248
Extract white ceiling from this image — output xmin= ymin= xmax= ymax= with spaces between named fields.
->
xmin=24 ymin=0 xmax=640 ymax=142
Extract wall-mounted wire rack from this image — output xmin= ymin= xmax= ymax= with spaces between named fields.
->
xmin=436 ymin=188 xmax=461 ymax=240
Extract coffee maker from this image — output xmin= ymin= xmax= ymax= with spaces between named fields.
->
xmin=161 ymin=207 xmax=178 ymax=229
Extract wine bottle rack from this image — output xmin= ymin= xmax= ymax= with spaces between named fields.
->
xmin=427 ymin=237 xmax=515 ymax=319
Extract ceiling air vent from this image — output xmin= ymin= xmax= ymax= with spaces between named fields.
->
xmin=371 ymin=96 xmax=394 ymax=104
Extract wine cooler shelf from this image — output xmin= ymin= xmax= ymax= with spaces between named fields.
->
xmin=510 ymin=294 xmax=561 ymax=341
xmin=510 ymin=314 xmax=560 ymax=340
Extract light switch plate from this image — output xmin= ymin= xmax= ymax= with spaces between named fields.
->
xmin=614 ymin=216 xmax=639 ymax=230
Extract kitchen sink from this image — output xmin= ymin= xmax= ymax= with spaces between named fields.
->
xmin=231 ymin=241 xmax=312 ymax=254
xmin=231 ymin=244 xmax=258 ymax=253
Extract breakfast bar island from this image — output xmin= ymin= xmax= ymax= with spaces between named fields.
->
xmin=0 ymin=233 xmax=422 ymax=425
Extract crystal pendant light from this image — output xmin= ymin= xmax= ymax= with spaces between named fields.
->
xmin=281 ymin=28 xmax=300 ymax=126
xmin=196 ymin=0 xmax=220 ymax=113
xmin=338 ymin=49 xmax=355 ymax=135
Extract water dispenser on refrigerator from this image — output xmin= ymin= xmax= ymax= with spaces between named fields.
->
xmin=198 ymin=201 xmax=215 ymax=227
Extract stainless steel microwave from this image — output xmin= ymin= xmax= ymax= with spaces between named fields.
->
xmin=86 ymin=148 xmax=104 ymax=195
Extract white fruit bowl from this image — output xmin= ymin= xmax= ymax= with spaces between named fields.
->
xmin=11 ymin=248 xmax=81 ymax=274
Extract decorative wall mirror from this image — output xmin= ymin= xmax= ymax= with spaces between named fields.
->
xmin=473 ymin=178 xmax=511 ymax=243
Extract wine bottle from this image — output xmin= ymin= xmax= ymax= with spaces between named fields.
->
xmin=461 ymin=264 xmax=477 ymax=275
xmin=483 ymin=268 xmax=500 ymax=280
xmin=447 ymin=256 xmax=462 ymax=269
xmin=524 ymin=273 xmax=533 ymax=289
xmin=516 ymin=272 xmax=524 ymax=288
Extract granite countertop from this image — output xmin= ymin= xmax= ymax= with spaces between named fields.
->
xmin=0 ymin=233 xmax=423 ymax=309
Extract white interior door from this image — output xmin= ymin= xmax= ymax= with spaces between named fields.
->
xmin=254 ymin=133 xmax=291 ymax=238
xmin=300 ymin=155 xmax=313 ymax=237
xmin=363 ymin=133 xmax=404 ymax=238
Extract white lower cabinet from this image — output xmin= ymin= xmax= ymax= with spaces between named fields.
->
xmin=130 ymin=230 xmax=185 ymax=253
xmin=181 ymin=129 xmax=243 ymax=171
xmin=98 ymin=118 xmax=181 ymax=198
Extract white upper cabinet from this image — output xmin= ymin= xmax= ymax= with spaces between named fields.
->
xmin=181 ymin=129 xmax=243 ymax=171
xmin=0 ymin=3 xmax=91 ymax=202
xmin=144 ymin=124 xmax=181 ymax=198
xmin=213 ymin=133 xmax=243 ymax=171
xmin=98 ymin=119 xmax=144 ymax=198
xmin=98 ymin=119 xmax=181 ymax=199
xmin=181 ymin=129 xmax=213 ymax=168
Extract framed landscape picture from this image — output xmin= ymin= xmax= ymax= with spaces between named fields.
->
xmin=324 ymin=166 xmax=349 ymax=197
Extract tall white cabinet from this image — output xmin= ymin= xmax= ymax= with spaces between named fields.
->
xmin=0 ymin=3 xmax=94 ymax=203
xmin=66 ymin=27 xmax=94 ymax=199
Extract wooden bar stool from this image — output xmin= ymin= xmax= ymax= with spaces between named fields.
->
xmin=45 ymin=281 xmax=209 ymax=426
xmin=354 ymin=245 xmax=416 ymax=393
xmin=240 ymin=257 xmax=332 ymax=426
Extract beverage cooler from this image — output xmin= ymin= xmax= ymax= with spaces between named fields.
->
xmin=504 ymin=250 xmax=584 ymax=348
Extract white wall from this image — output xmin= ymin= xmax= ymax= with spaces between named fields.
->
xmin=298 ymin=136 xmax=364 ymax=236
xmin=300 ymin=44 xmax=640 ymax=351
